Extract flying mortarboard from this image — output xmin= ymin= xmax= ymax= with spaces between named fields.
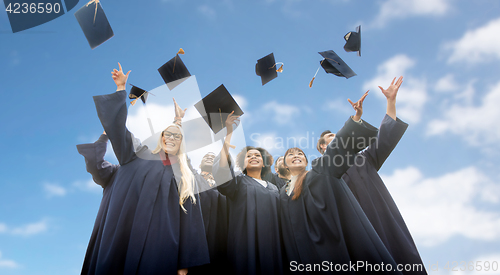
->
xmin=129 ymin=84 xmax=153 ymax=105
xmin=344 ymin=25 xmax=361 ymax=56
xmin=194 ymin=84 xmax=244 ymax=135
xmin=74 ymin=0 xmax=114 ymax=49
xmin=255 ymin=53 xmax=284 ymax=85
xmin=158 ymin=48 xmax=191 ymax=90
xmin=309 ymin=50 xmax=356 ymax=87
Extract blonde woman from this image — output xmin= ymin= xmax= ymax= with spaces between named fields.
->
xmin=81 ymin=63 xmax=209 ymax=275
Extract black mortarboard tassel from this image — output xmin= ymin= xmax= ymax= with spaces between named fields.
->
xmin=344 ymin=25 xmax=361 ymax=56
xmin=256 ymin=53 xmax=283 ymax=86
xmin=129 ymin=84 xmax=149 ymax=105
xmin=309 ymin=50 xmax=356 ymax=87
xmin=194 ymin=84 xmax=244 ymax=134
xmin=74 ymin=0 xmax=114 ymax=49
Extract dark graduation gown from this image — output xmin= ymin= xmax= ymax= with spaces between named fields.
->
xmin=83 ymin=90 xmax=209 ymax=275
xmin=77 ymin=134 xmax=120 ymax=275
xmin=280 ymin=118 xmax=403 ymax=275
xmin=264 ymin=172 xmax=287 ymax=190
xmin=342 ymin=115 xmax=426 ymax=274
xmin=212 ymin=157 xmax=284 ymax=275
xmin=189 ymin=172 xmax=229 ymax=275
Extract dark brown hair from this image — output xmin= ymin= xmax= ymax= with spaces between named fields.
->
xmin=236 ymin=146 xmax=272 ymax=179
xmin=283 ymin=147 xmax=309 ymax=200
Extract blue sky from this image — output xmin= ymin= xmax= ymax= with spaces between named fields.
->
xmin=1 ymin=0 xmax=500 ymax=274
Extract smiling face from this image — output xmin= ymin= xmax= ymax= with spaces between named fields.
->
xmin=243 ymin=149 xmax=264 ymax=171
xmin=284 ymin=148 xmax=307 ymax=175
xmin=161 ymin=126 xmax=183 ymax=155
xmin=200 ymin=152 xmax=215 ymax=172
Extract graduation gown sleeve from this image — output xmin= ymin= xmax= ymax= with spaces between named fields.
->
xmin=77 ymin=134 xmax=119 ymax=275
xmin=93 ymin=90 xmax=137 ymax=166
xmin=312 ymin=117 xmax=379 ymax=178
xmin=363 ymin=114 xmax=409 ymax=171
xmin=76 ymin=134 xmax=120 ymax=188
xmin=280 ymin=117 xmax=403 ymax=274
xmin=82 ymin=90 xmax=210 ymax=275
xmin=343 ymin=115 xmax=427 ymax=274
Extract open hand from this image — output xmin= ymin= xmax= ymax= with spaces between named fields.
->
xmin=379 ymin=76 xmax=403 ymax=102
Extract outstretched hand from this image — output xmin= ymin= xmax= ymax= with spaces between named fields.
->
xmin=378 ymin=76 xmax=403 ymax=102
xmin=347 ymin=90 xmax=369 ymax=121
xmin=225 ymin=111 xmax=240 ymax=134
xmin=173 ymin=98 xmax=187 ymax=119
xmin=111 ymin=62 xmax=131 ymax=91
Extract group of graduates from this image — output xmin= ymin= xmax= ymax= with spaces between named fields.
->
xmin=77 ymin=63 xmax=427 ymax=275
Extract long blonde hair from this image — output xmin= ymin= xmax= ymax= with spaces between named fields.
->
xmin=152 ymin=124 xmax=196 ymax=212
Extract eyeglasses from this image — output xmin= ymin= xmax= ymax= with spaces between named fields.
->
xmin=163 ymin=131 xmax=183 ymax=141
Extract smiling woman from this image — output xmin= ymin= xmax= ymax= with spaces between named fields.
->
xmin=279 ymin=92 xmax=405 ymax=274
xmin=211 ymin=112 xmax=284 ymax=275
xmin=79 ymin=63 xmax=209 ymax=275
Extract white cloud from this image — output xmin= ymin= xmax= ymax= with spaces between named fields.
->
xmin=0 ymin=251 xmax=19 ymax=269
xmin=261 ymin=101 xmax=301 ymax=126
xmin=43 ymin=183 xmax=67 ymax=198
xmin=435 ymin=74 xmax=459 ymax=93
xmin=10 ymin=219 xmax=49 ymax=237
xmin=198 ymin=5 xmax=216 ymax=20
xmin=363 ymin=54 xmax=428 ymax=124
xmin=445 ymin=17 xmax=500 ymax=64
xmin=372 ymin=0 xmax=451 ymax=28
xmin=0 ymin=219 xmax=49 ymax=237
xmin=73 ymin=179 xmax=103 ymax=193
xmin=322 ymin=99 xmax=353 ymax=115
xmin=381 ymin=166 xmax=500 ymax=247
xmin=427 ymin=80 xmax=500 ymax=148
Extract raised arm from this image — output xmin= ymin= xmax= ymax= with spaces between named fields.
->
xmin=93 ymin=62 xmax=137 ymax=165
xmin=172 ymin=98 xmax=187 ymax=127
xmin=213 ymin=112 xmax=240 ymax=198
xmin=218 ymin=111 xmax=239 ymax=169
xmin=314 ymin=91 xmax=378 ymax=178
xmin=363 ymin=76 xmax=408 ymax=170
xmin=379 ymin=76 xmax=403 ymax=120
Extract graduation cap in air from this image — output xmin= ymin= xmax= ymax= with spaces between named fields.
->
xmin=74 ymin=0 xmax=114 ymax=49
xmin=344 ymin=25 xmax=361 ymax=56
xmin=256 ymin=53 xmax=284 ymax=85
xmin=194 ymin=84 xmax=244 ymax=135
xmin=128 ymin=84 xmax=151 ymax=105
xmin=158 ymin=48 xmax=191 ymax=90
xmin=309 ymin=50 xmax=356 ymax=87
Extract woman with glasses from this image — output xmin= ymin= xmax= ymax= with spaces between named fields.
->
xmin=81 ymin=63 xmax=209 ymax=275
